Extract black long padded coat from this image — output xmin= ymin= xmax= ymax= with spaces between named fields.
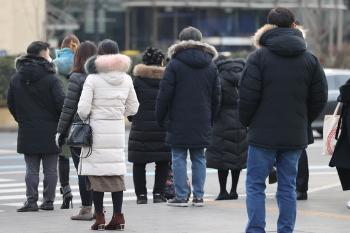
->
xmin=329 ymin=80 xmax=350 ymax=190
xmin=128 ymin=64 xmax=171 ymax=163
xmin=206 ymin=58 xmax=247 ymax=170
xmin=239 ymin=25 xmax=328 ymax=150
xmin=57 ymin=72 xmax=87 ymax=137
xmin=7 ymin=55 xmax=65 ymax=155
xmin=156 ymin=40 xmax=221 ymax=148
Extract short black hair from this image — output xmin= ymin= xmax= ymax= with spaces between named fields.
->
xmin=26 ymin=41 xmax=50 ymax=56
xmin=267 ymin=7 xmax=295 ymax=28
xmin=97 ymin=39 xmax=119 ymax=55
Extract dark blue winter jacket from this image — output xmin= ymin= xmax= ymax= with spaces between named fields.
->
xmin=156 ymin=40 xmax=221 ymax=148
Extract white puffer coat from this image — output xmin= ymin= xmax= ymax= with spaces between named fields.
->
xmin=77 ymin=54 xmax=139 ymax=176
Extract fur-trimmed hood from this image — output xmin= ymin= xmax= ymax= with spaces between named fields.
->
xmin=95 ymin=54 xmax=131 ymax=73
xmin=86 ymin=54 xmax=132 ymax=86
xmin=84 ymin=54 xmax=131 ymax=75
xmin=15 ymin=55 xmax=56 ymax=83
xmin=252 ymin=24 xmax=307 ymax=57
xmin=167 ymin=40 xmax=218 ymax=60
xmin=167 ymin=40 xmax=218 ymax=68
xmin=133 ymin=64 xmax=165 ymax=79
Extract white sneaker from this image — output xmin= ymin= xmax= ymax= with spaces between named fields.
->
xmin=346 ymin=201 xmax=350 ymax=209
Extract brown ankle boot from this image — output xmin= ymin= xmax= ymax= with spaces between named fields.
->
xmin=91 ymin=213 xmax=105 ymax=230
xmin=105 ymin=213 xmax=125 ymax=230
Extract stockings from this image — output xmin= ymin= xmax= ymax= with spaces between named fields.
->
xmin=218 ymin=169 xmax=241 ymax=194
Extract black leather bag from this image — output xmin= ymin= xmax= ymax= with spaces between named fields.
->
xmin=66 ymin=118 xmax=93 ymax=149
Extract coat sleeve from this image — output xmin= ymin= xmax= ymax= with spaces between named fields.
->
xmin=6 ymin=78 xmax=17 ymax=122
xmin=50 ymin=76 xmax=65 ymax=119
xmin=307 ymin=57 xmax=328 ymax=123
xmin=57 ymin=74 xmax=83 ymax=135
xmin=124 ymin=78 xmax=139 ymax=117
xmin=77 ymin=75 xmax=94 ymax=121
xmin=211 ymin=70 xmax=221 ymax=124
xmin=156 ymin=62 xmax=176 ymax=126
xmin=238 ymin=51 xmax=263 ymax=127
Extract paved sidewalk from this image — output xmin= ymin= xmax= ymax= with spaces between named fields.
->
xmin=0 ymin=190 xmax=349 ymax=233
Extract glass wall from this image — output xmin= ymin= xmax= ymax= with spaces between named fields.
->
xmin=127 ymin=7 xmax=269 ymax=51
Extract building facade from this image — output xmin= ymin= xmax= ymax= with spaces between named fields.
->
xmin=0 ymin=0 xmax=46 ymax=55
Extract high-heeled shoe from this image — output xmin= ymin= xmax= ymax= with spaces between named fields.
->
xmin=60 ymin=185 xmax=73 ymax=209
xmin=105 ymin=213 xmax=125 ymax=231
xmin=91 ymin=213 xmax=105 ymax=230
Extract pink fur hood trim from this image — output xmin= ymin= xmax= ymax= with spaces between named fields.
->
xmin=95 ymin=54 xmax=131 ymax=73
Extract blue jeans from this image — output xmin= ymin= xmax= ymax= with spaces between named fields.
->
xmin=171 ymin=148 xmax=206 ymax=200
xmin=246 ymin=145 xmax=302 ymax=233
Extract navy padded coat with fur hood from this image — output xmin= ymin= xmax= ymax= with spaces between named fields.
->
xmin=156 ymin=40 xmax=221 ymax=148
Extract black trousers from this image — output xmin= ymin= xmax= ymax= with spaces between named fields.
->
xmin=296 ymin=149 xmax=309 ymax=192
xmin=58 ymin=155 xmax=70 ymax=187
xmin=71 ymin=147 xmax=93 ymax=206
xmin=133 ymin=161 xmax=169 ymax=196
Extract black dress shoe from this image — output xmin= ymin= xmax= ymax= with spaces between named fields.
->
xmin=17 ymin=201 xmax=39 ymax=212
xmin=39 ymin=201 xmax=54 ymax=210
xmin=296 ymin=191 xmax=308 ymax=201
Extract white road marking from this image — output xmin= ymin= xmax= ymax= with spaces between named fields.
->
xmin=0 ymin=178 xmax=14 ymax=182
xmin=308 ymin=183 xmax=341 ymax=193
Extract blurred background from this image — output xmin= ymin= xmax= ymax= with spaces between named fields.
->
xmin=1 ymin=0 xmax=350 ymax=130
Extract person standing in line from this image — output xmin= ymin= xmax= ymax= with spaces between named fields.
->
xmin=77 ymin=39 xmax=139 ymax=230
xmin=329 ymin=79 xmax=350 ymax=209
xmin=7 ymin=41 xmax=65 ymax=212
xmin=53 ymin=34 xmax=80 ymax=209
xmin=205 ymin=56 xmax=247 ymax=201
xmin=156 ymin=26 xmax=221 ymax=207
xmin=128 ymin=47 xmax=171 ymax=204
xmin=239 ymin=8 xmax=327 ymax=233
xmin=56 ymin=41 xmax=97 ymax=220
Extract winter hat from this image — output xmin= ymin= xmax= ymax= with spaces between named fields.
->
xmin=179 ymin=26 xmax=202 ymax=41
xmin=142 ymin=47 xmax=165 ymax=66
xmin=97 ymin=39 xmax=119 ymax=55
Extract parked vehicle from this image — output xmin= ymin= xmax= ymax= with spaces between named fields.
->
xmin=312 ymin=69 xmax=350 ymax=135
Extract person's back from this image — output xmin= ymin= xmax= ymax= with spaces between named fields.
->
xmin=157 ymin=28 xmax=220 ymax=148
xmin=240 ymin=23 xmax=326 ymax=149
xmin=205 ymin=58 xmax=247 ymax=201
xmin=156 ymin=26 xmax=221 ymax=207
xmin=7 ymin=41 xmax=64 ymax=212
xmin=238 ymin=8 xmax=327 ymax=233
xmin=8 ymin=44 xmax=64 ymax=155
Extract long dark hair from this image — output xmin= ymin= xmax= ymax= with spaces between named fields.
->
xmin=72 ymin=41 xmax=97 ymax=73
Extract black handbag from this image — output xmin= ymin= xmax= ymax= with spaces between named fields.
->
xmin=66 ymin=118 xmax=93 ymax=158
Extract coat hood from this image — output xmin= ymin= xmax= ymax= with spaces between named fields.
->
xmin=167 ymin=40 xmax=218 ymax=68
xmin=93 ymin=54 xmax=132 ymax=86
xmin=15 ymin=55 xmax=56 ymax=83
xmin=216 ymin=58 xmax=245 ymax=84
xmin=133 ymin=64 xmax=165 ymax=79
xmin=55 ymin=48 xmax=74 ymax=59
xmin=95 ymin=54 xmax=131 ymax=73
xmin=253 ymin=24 xmax=307 ymax=57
